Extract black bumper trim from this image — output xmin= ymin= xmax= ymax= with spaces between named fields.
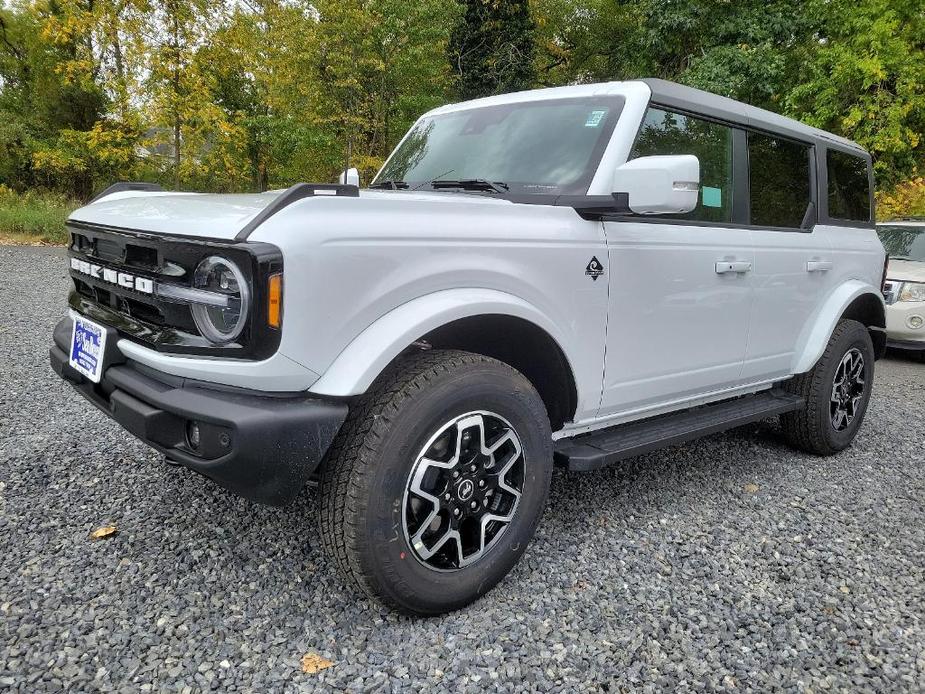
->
xmin=887 ymin=338 xmax=925 ymax=352
xmin=51 ymin=317 xmax=347 ymax=506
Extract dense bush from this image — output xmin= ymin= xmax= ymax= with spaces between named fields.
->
xmin=0 ymin=187 xmax=77 ymax=244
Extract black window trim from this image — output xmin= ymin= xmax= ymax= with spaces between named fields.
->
xmin=744 ymin=128 xmax=818 ymax=233
xmin=616 ymin=102 xmax=820 ymax=233
xmin=626 ymin=102 xmax=743 ymax=226
xmin=819 ymin=144 xmax=876 ymax=228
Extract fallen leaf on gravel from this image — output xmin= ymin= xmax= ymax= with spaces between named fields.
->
xmin=89 ymin=526 xmax=117 ymax=540
xmin=301 ymin=653 xmax=334 ymax=674
xmin=839 ymin=585 xmax=851 ymax=594
xmin=744 ymin=483 xmax=759 ymax=493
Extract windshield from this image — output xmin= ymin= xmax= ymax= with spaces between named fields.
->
xmin=373 ymin=97 xmax=625 ymax=196
xmin=877 ymin=224 xmax=925 ymax=262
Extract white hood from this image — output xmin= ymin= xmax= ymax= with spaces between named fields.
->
xmin=67 ymin=188 xmax=514 ymax=240
xmin=68 ymin=190 xmax=285 ymax=239
xmin=886 ymin=258 xmax=925 ymax=284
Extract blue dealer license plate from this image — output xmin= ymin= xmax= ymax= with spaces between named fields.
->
xmin=69 ymin=314 xmax=108 ymax=383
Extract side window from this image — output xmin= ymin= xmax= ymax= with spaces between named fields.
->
xmin=827 ymin=150 xmax=872 ymax=222
xmin=748 ymin=133 xmax=812 ymax=228
xmin=631 ymin=108 xmax=734 ymax=223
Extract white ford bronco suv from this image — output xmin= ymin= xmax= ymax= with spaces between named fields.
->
xmin=51 ymin=79 xmax=887 ymax=615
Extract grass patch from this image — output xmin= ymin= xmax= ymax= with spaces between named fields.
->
xmin=0 ymin=187 xmax=79 ymax=245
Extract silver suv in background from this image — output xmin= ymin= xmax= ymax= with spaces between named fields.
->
xmin=878 ymin=219 xmax=925 ymax=358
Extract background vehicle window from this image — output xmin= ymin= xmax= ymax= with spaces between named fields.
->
xmin=631 ymin=108 xmax=734 ymax=223
xmin=827 ymin=150 xmax=871 ymax=222
xmin=876 ymin=225 xmax=925 ymax=261
xmin=748 ymin=133 xmax=812 ymax=228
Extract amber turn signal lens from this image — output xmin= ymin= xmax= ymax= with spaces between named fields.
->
xmin=267 ymin=273 xmax=282 ymax=329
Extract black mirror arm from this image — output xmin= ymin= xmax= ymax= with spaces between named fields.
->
xmin=554 ymin=192 xmax=632 ymax=220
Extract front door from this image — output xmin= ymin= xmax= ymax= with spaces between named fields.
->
xmin=599 ymin=221 xmax=754 ymax=419
xmin=598 ymin=107 xmax=753 ymax=420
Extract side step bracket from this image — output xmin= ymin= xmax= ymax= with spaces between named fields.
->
xmin=554 ymin=390 xmax=804 ymax=472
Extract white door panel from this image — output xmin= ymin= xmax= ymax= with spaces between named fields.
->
xmin=600 ymin=221 xmax=754 ymax=417
xmin=743 ymin=228 xmax=833 ymax=381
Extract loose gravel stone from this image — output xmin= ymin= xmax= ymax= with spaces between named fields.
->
xmin=0 ymin=244 xmax=923 ymax=692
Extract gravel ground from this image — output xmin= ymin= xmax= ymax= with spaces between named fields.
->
xmin=0 ymin=244 xmax=923 ymax=693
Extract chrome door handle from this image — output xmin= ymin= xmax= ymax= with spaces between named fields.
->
xmin=806 ymin=260 xmax=833 ymax=272
xmin=715 ymin=261 xmax=752 ymax=274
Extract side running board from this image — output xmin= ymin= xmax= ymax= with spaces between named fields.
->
xmin=554 ymin=390 xmax=804 ymax=472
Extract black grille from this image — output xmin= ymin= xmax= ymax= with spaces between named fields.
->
xmin=66 ymin=221 xmax=283 ymax=359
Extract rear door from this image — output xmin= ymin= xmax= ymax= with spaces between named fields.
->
xmin=599 ymin=107 xmax=754 ymax=419
xmin=740 ymin=132 xmax=832 ymax=382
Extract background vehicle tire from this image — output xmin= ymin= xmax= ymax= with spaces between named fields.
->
xmin=780 ymin=319 xmax=875 ymax=455
xmin=316 ymin=349 xmax=553 ymax=616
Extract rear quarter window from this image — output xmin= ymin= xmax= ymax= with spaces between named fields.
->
xmin=827 ymin=150 xmax=872 ymax=223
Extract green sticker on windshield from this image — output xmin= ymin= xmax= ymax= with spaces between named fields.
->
xmin=585 ymin=110 xmax=607 ymax=127
xmin=702 ymin=186 xmax=722 ymax=208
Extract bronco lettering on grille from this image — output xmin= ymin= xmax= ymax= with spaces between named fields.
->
xmin=70 ymin=257 xmax=154 ymax=294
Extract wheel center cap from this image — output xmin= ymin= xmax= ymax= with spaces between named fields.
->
xmin=456 ymin=479 xmax=475 ymax=502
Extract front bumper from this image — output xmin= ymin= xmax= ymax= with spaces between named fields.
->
xmin=885 ymin=302 xmax=925 ymax=351
xmin=50 ymin=316 xmax=348 ymax=506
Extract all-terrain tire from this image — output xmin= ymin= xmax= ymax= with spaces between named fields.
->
xmin=316 ymin=349 xmax=553 ymax=615
xmin=780 ymin=319 xmax=875 ymax=455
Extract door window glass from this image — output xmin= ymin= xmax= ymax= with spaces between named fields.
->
xmin=630 ymin=108 xmax=734 ymax=223
xmin=827 ymin=150 xmax=871 ymax=222
xmin=748 ymin=133 xmax=812 ymax=228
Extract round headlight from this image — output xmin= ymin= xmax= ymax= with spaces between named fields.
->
xmin=191 ymin=256 xmax=250 ymax=344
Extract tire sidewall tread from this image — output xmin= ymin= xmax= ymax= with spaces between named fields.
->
xmin=781 ymin=319 xmax=875 ymax=456
xmin=316 ymin=349 xmax=553 ymax=616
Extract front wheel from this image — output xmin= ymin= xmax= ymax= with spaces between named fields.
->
xmin=316 ymin=350 xmax=553 ymax=615
xmin=780 ymin=319 xmax=875 ymax=455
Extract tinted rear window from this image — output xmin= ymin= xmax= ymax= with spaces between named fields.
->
xmin=827 ymin=150 xmax=871 ymax=222
xmin=748 ymin=133 xmax=812 ymax=228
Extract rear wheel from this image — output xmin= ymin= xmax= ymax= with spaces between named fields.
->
xmin=316 ymin=350 xmax=553 ymax=615
xmin=780 ymin=319 xmax=875 ymax=455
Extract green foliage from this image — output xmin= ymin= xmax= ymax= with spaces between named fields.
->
xmin=0 ymin=186 xmax=78 ymax=243
xmin=0 ymin=0 xmax=923 ymax=217
xmin=449 ymin=0 xmax=536 ymax=100
xmin=878 ymin=178 xmax=925 ymax=220
xmin=785 ymin=0 xmax=925 ymax=187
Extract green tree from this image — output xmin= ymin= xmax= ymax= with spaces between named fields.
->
xmin=448 ymin=0 xmax=535 ymax=100
xmin=304 ymin=0 xmax=460 ymax=182
xmin=786 ymin=0 xmax=925 ymax=186
xmin=0 ymin=1 xmax=111 ymax=197
xmin=142 ymin=0 xmax=238 ymax=189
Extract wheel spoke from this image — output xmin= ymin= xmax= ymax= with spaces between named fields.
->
xmin=413 ymin=526 xmax=458 ymax=561
xmin=829 ymin=348 xmax=866 ymax=432
xmin=402 ymin=411 xmax=525 ymax=572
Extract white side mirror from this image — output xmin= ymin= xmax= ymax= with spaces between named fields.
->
xmin=339 ymin=167 xmax=360 ymax=187
xmin=613 ymin=154 xmax=700 ymax=214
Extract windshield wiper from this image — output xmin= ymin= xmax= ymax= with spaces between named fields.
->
xmin=369 ymin=180 xmax=410 ymax=190
xmin=430 ymin=178 xmax=509 ymax=194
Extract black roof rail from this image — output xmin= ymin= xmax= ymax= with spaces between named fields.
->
xmin=89 ymin=182 xmax=164 ymax=203
xmin=235 ymin=183 xmax=360 ymax=240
